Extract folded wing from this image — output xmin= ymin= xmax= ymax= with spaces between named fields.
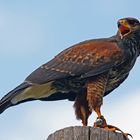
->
xmin=26 ymin=39 xmax=125 ymax=84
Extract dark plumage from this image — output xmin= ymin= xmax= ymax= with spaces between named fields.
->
xmin=0 ymin=18 xmax=140 ymax=134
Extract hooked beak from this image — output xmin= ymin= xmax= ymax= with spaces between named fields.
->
xmin=118 ymin=19 xmax=131 ymax=38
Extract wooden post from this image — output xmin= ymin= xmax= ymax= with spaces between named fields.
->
xmin=47 ymin=126 xmax=127 ymax=140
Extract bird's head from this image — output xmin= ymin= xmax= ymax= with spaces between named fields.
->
xmin=117 ymin=17 xmax=140 ymax=39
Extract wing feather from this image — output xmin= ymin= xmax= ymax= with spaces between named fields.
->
xmin=26 ymin=39 xmax=125 ymax=84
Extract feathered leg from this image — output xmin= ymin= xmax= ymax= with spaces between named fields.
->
xmin=74 ymin=93 xmax=92 ymax=126
xmin=86 ymin=73 xmax=131 ymax=140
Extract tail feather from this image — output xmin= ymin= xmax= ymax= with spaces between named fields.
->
xmin=0 ymin=82 xmax=31 ymax=114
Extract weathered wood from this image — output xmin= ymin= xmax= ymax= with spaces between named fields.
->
xmin=47 ymin=126 xmax=127 ymax=140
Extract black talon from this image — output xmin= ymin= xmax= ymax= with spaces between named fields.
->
xmin=94 ymin=117 xmax=133 ymax=140
xmin=107 ymin=124 xmax=133 ymax=140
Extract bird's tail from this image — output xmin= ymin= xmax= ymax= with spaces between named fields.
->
xmin=0 ymin=82 xmax=32 ymax=114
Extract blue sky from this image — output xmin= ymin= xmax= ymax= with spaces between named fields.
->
xmin=0 ymin=0 xmax=140 ymax=140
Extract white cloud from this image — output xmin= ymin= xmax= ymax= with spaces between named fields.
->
xmin=4 ymin=89 xmax=138 ymax=140
xmin=0 ymin=1 xmax=140 ymax=140
xmin=0 ymin=89 xmax=139 ymax=140
xmin=99 ymin=89 xmax=140 ymax=140
xmin=109 ymin=90 xmax=140 ymax=140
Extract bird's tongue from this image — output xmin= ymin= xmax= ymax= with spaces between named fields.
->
xmin=119 ymin=25 xmax=130 ymax=36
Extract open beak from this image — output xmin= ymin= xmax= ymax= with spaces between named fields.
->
xmin=118 ymin=19 xmax=131 ymax=37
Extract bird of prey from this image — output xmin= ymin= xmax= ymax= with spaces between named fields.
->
xmin=0 ymin=17 xmax=140 ymax=139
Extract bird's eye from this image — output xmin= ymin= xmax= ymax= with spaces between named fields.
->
xmin=128 ymin=20 xmax=139 ymax=26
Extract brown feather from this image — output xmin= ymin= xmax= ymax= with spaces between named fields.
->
xmin=26 ymin=38 xmax=125 ymax=84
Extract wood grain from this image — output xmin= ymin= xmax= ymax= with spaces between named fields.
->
xmin=47 ymin=126 xmax=127 ymax=140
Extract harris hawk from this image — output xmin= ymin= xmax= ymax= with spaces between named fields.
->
xmin=0 ymin=17 xmax=140 ymax=139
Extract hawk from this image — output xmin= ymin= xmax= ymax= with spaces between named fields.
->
xmin=0 ymin=17 xmax=140 ymax=139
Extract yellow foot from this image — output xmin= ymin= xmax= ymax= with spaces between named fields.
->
xmin=105 ymin=125 xmax=132 ymax=140
xmin=94 ymin=116 xmax=132 ymax=140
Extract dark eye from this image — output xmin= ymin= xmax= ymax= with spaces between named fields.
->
xmin=128 ymin=19 xmax=139 ymax=26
